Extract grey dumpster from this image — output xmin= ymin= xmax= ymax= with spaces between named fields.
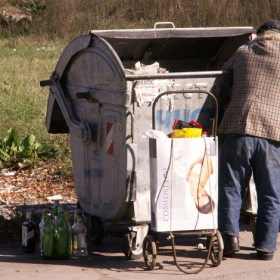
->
xmin=40 ymin=22 xmax=254 ymax=259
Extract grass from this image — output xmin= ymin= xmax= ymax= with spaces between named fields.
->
xmin=0 ymin=37 xmax=72 ymax=171
xmin=0 ymin=38 xmax=63 ymax=139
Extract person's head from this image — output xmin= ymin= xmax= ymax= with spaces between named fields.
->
xmin=194 ymin=188 xmax=215 ymax=214
xmin=257 ymin=20 xmax=280 ymax=35
xmin=256 ymin=20 xmax=280 ymax=41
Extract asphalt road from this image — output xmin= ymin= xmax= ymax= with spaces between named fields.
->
xmin=1 ymin=223 xmax=280 ymax=280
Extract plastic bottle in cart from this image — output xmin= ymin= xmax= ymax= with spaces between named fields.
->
xmin=56 ymin=213 xmax=71 ymax=259
xmin=22 ymin=212 xmax=36 ymax=253
xmin=71 ymin=210 xmax=88 ymax=257
xmin=39 ymin=209 xmax=48 ymax=256
xmin=42 ymin=213 xmax=56 ymax=259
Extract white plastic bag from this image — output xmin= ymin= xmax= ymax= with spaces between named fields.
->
xmin=142 ymin=129 xmax=168 ymax=139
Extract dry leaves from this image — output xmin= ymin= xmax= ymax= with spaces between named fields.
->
xmin=0 ymin=166 xmax=77 ymax=242
xmin=0 ymin=166 xmax=77 ymax=219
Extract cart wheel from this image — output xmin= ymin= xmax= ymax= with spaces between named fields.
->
xmin=123 ymin=232 xmax=143 ymax=260
xmin=209 ymin=230 xmax=223 ymax=267
xmin=143 ymin=235 xmax=157 ymax=270
xmin=84 ymin=215 xmax=104 ymax=246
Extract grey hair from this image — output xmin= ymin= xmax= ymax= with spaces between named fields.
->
xmin=255 ymin=30 xmax=280 ymax=41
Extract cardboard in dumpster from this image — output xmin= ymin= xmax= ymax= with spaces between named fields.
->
xmin=149 ymin=137 xmax=218 ymax=232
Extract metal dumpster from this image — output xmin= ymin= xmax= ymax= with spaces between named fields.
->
xmin=40 ymin=22 xmax=254 ymax=259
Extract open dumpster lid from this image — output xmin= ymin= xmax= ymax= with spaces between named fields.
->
xmin=91 ymin=25 xmax=254 ymax=39
xmin=54 ymin=23 xmax=255 ymax=78
xmin=90 ymin=24 xmax=255 ymax=62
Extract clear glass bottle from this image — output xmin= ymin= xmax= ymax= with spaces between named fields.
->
xmin=73 ymin=208 xmax=78 ymax=224
xmin=42 ymin=213 xmax=56 ymax=259
xmin=22 ymin=212 xmax=36 ymax=253
xmin=56 ymin=213 xmax=71 ymax=259
xmin=39 ymin=209 xmax=48 ymax=256
xmin=71 ymin=211 xmax=88 ymax=257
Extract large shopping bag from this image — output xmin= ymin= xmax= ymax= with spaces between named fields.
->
xmin=149 ymin=137 xmax=218 ymax=232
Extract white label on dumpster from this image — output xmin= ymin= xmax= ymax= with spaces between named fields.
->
xmin=106 ymin=122 xmax=114 ymax=155
xmin=134 ymin=79 xmax=174 ymax=107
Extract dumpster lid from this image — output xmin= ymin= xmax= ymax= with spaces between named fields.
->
xmin=91 ymin=26 xmax=254 ymax=39
xmin=54 ymin=24 xmax=255 ymax=80
xmin=90 ymin=25 xmax=255 ymax=61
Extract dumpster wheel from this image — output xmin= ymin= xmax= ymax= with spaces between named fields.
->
xmin=84 ymin=215 xmax=104 ymax=246
xmin=143 ymin=234 xmax=157 ymax=270
xmin=207 ymin=230 xmax=223 ymax=267
xmin=123 ymin=232 xmax=143 ymax=260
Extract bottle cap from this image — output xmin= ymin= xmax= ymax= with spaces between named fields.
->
xmin=26 ymin=212 xmax=31 ymax=219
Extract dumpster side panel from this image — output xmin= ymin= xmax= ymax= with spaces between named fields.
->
xmin=69 ymin=103 xmax=130 ymax=220
xmin=129 ymin=103 xmax=153 ymax=223
xmin=132 ymin=75 xmax=232 ymax=135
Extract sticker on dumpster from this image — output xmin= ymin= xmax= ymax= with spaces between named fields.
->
xmin=106 ymin=122 xmax=114 ymax=155
xmin=134 ymin=79 xmax=175 ymax=107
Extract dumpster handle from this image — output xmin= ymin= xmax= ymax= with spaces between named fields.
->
xmin=152 ymin=90 xmax=218 ymax=137
xmin=40 ymin=79 xmax=53 ymax=87
xmin=42 ymin=76 xmax=93 ymax=145
xmin=126 ymin=111 xmax=134 ymax=143
xmin=154 ymin=22 xmax=175 ymax=29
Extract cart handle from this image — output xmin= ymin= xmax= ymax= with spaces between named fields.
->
xmin=152 ymin=90 xmax=218 ymax=138
xmin=154 ymin=22 xmax=176 ymax=29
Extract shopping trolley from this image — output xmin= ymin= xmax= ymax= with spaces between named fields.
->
xmin=143 ymin=90 xmax=223 ymax=274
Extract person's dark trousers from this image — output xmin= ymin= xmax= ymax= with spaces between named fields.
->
xmin=218 ymin=134 xmax=280 ymax=253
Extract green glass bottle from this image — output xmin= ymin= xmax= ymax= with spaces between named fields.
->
xmin=42 ymin=213 xmax=56 ymax=259
xmin=58 ymin=206 xmax=63 ymax=220
xmin=56 ymin=213 xmax=71 ymax=260
xmin=53 ymin=200 xmax=59 ymax=227
xmin=64 ymin=211 xmax=72 ymax=255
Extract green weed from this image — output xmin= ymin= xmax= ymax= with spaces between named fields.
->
xmin=0 ymin=128 xmax=59 ymax=168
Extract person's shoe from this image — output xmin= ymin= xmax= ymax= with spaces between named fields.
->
xmin=256 ymin=250 xmax=274 ymax=261
xmin=222 ymin=234 xmax=240 ymax=256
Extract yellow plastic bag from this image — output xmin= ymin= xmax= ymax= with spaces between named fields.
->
xmin=172 ymin=128 xmax=202 ymax=138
